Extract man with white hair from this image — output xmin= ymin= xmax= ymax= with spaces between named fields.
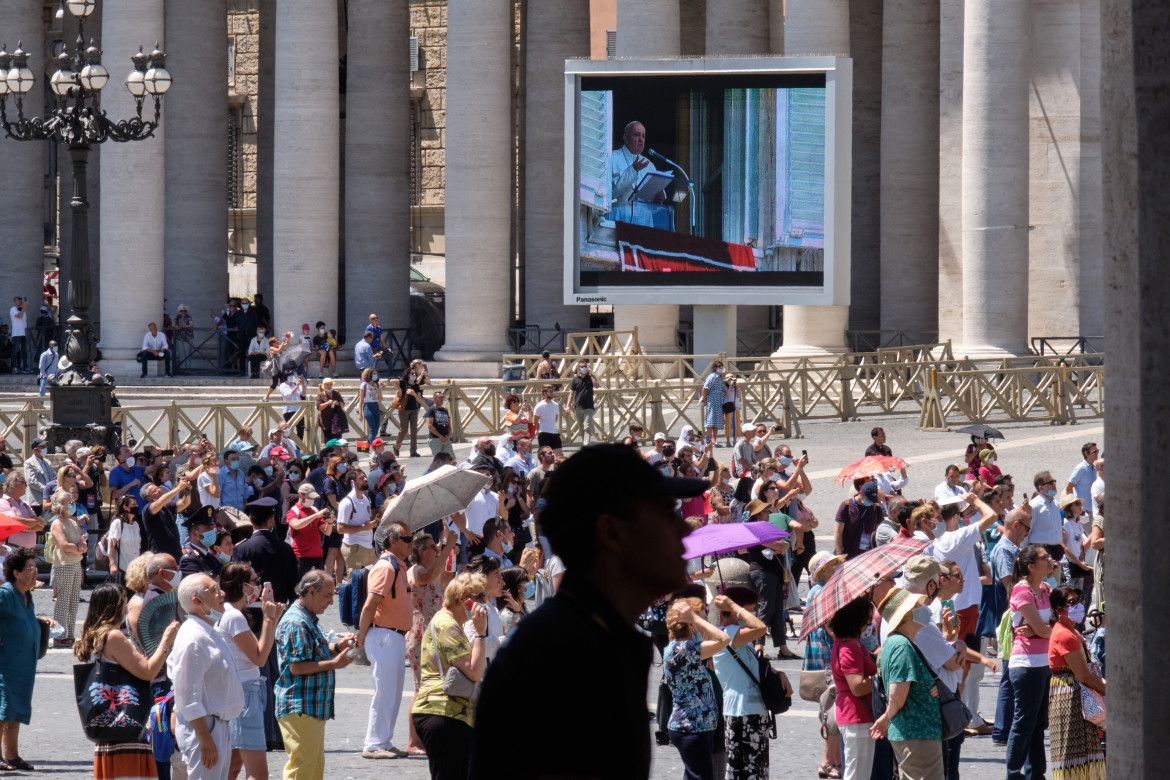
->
xmin=168 ymin=574 xmax=245 ymax=780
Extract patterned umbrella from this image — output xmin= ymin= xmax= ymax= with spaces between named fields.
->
xmin=798 ymin=536 xmax=930 ymax=640
xmin=834 ymin=455 xmax=911 ymax=485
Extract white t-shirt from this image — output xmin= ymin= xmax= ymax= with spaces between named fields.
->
xmin=279 ymin=381 xmax=303 ymax=415
xmin=106 ymin=517 xmax=142 ymax=571
xmin=9 ymin=305 xmax=26 ymax=337
xmin=931 ymin=523 xmax=984 ymax=611
xmin=532 ymin=399 xmax=560 ymax=434
xmin=464 ymin=489 xmax=498 ymax=536
xmin=1063 ymin=518 xmax=1085 ymax=560
xmin=338 ymin=490 xmax=373 ymax=548
xmin=1090 ymin=476 xmax=1105 ymax=518
xmin=197 ymin=471 xmax=221 ymax=508
xmin=217 ymin=603 xmax=261 ymax=682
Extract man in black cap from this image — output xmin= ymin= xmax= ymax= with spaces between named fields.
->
xmin=470 ymin=444 xmax=708 ymax=780
xmin=179 ymin=506 xmax=224 ymax=579
xmin=232 ymin=495 xmax=299 ymax=752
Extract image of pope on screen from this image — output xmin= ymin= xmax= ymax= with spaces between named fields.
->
xmin=577 ymin=80 xmax=827 ymax=286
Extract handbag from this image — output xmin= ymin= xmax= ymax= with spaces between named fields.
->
xmin=906 ymin=642 xmax=973 ymax=741
xmin=74 ymin=655 xmax=153 ymax=743
xmin=429 ymin=620 xmax=480 ymax=702
xmin=725 ymin=643 xmax=792 ymax=716
xmin=799 ymin=667 xmax=832 ymax=702
xmin=1077 ymin=642 xmax=1106 ymax=727
xmin=37 ymin=619 xmax=50 ymax=660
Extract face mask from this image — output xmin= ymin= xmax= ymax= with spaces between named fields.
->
xmin=778 ymin=455 xmax=793 ymax=467
xmin=371 ymin=373 xmax=379 ymax=382
xmin=319 ymin=328 xmax=325 ymax=335
xmin=912 ymin=606 xmax=932 ymax=625
xmin=288 ymin=471 xmax=302 ymax=481
xmin=579 ymin=367 xmax=587 ymax=374
xmin=934 ymin=521 xmax=947 ymax=537
xmin=263 ymin=465 xmax=273 ymax=477
xmin=67 ymin=503 xmax=76 ymax=516
xmin=257 ymin=332 xmax=266 ymax=338
xmin=51 ymin=345 xmax=58 ymax=353
xmin=502 ymin=540 xmax=514 ymax=554
xmin=1044 ymin=489 xmax=1057 ymax=500
xmin=524 ymin=580 xmax=536 ymax=600
xmin=1067 ymin=603 xmax=1086 ymax=623
xmin=217 ymin=551 xmax=231 ymax=563
xmin=715 ymin=368 xmax=724 ymax=374
xmin=244 ymin=583 xmax=260 ymax=604
xmin=860 ymin=498 xmax=873 ymax=507
xmin=192 ymin=457 xmax=202 ymax=466
xmin=126 ymin=456 xmax=136 ymax=468
xmin=337 ymin=464 xmax=347 ymax=474
xmin=229 ymin=461 xmax=240 ymax=471
xmin=252 ymin=478 xmax=264 ymax=488
xmin=722 ymin=477 xmax=731 ymax=485
xmin=200 ymin=529 xmax=217 ymax=548
xmin=988 ymin=457 xmax=996 ymax=465
xmin=166 ymin=569 xmax=182 ymax=589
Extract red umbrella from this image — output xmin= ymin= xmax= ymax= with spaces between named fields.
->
xmin=0 ymin=513 xmax=32 ymax=543
xmin=798 ymin=536 xmax=930 ymax=640
xmin=834 ymin=455 xmax=910 ymax=485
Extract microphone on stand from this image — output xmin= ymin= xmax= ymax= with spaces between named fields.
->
xmin=646 ymin=149 xmax=695 ymax=232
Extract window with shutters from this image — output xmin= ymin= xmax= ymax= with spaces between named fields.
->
xmin=778 ymin=88 xmax=826 ymax=246
xmin=578 ymin=90 xmax=612 ymax=214
xmin=227 ymin=108 xmax=242 ymax=209
xmin=606 ymin=30 xmax=617 ymax=60
xmin=409 ymin=36 xmax=419 ymax=72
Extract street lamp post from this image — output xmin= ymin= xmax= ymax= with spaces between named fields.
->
xmin=0 ymin=0 xmax=170 ymax=450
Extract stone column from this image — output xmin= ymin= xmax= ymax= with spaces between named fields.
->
xmin=1027 ymin=0 xmax=1102 ymax=339
xmin=272 ymin=0 xmax=339 ymax=335
xmin=434 ymin=0 xmax=513 ymax=372
xmin=769 ymin=0 xmax=784 ymax=53
xmin=255 ymin=0 xmax=275 ymax=310
xmin=937 ymin=0 xmax=964 ymax=344
xmin=958 ymin=0 xmax=1029 ymax=357
xmin=1078 ymin=0 xmax=1103 ymax=339
xmin=523 ymin=0 xmax=591 ymax=333
xmin=165 ymin=0 xmax=229 ymax=336
xmin=1103 ymin=0 xmax=1170 ymax=775
xmin=345 ymin=0 xmax=410 ymax=345
xmin=776 ymin=0 xmax=851 ymax=355
xmin=98 ymin=0 xmax=166 ymax=373
xmin=0 ymin=3 xmax=44 ymax=343
xmin=612 ymin=0 xmax=681 ymax=353
xmin=879 ymin=0 xmax=938 ymax=335
xmin=847 ymin=0 xmax=882 ymax=333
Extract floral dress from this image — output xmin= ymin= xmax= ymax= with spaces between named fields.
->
xmin=703 ymin=372 xmax=726 ymax=430
xmin=406 ymin=566 xmax=444 ymax=687
xmin=663 ymin=638 xmax=718 ymax=734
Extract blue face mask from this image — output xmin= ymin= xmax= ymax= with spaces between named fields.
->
xmin=337 ymin=464 xmax=348 ymax=474
xmin=778 ymin=455 xmax=793 ymax=467
xmin=860 ymin=498 xmax=874 ymax=507
xmin=371 ymin=374 xmax=379 ymax=382
xmin=200 ymin=529 xmax=217 ymax=548
xmin=229 ymin=461 xmax=240 ymax=471
xmin=217 ymin=551 xmax=231 ymax=563
xmin=67 ymin=503 xmax=76 ymax=516
xmin=1044 ymin=489 xmax=1057 ymax=500
xmin=502 ymin=541 xmax=514 ymax=554
xmin=263 ymin=465 xmax=273 ymax=477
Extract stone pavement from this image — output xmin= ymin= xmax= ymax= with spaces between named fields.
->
xmin=21 ymin=414 xmax=1102 ymax=778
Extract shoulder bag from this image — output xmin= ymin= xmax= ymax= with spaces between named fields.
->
xmin=799 ymin=666 xmax=832 ymax=702
xmin=725 ymin=641 xmax=793 ymax=716
xmin=905 ymin=641 xmax=973 ymax=741
xmin=429 ymin=619 xmax=480 ymax=702
xmin=74 ymin=650 xmax=153 ymax=743
xmin=1075 ymin=635 xmax=1106 ymax=727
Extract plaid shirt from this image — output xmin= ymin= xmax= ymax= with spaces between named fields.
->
xmin=275 ymin=602 xmax=335 ymax=720
xmin=802 ymin=583 xmax=834 ymax=671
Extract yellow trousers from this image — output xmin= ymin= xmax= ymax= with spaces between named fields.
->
xmin=278 ymin=713 xmax=326 ymax=780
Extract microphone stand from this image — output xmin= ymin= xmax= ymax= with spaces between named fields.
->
xmin=646 ymin=149 xmax=696 ymax=234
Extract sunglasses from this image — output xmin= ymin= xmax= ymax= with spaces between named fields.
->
xmin=399 ymin=535 xmax=413 ymax=544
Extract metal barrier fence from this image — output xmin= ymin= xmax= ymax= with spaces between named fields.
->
xmin=0 ymin=341 xmax=1106 ymax=458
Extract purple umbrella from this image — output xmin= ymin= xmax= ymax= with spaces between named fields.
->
xmin=682 ymin=521 xmax=791 ymax=560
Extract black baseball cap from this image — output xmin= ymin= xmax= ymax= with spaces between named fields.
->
xmin=542 ymin=443 xmax=708 ymax=525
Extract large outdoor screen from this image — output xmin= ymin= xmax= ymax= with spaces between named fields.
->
xmin=564 ymin=57 xmax=852 ymax=306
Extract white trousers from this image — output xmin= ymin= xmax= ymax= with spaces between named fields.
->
xmin=839 ymin=723 xmax=876 ymax=780
xmin=364 ymin=626 xmax=407 ymax=751
xmin=176 ymin=715 xmax=231 ymax=780
xmin=964 ymin=636 xmax=987 ymax=725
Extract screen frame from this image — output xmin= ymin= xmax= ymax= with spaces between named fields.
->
xmin=563 ymin=56 xmax=852 ymax=307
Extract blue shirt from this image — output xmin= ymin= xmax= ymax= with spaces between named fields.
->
xmin=218 ymin=465 xmax=250 ymax=510
xmin=354 ymin=340 xmax=375 ymax=371
xmin=989 ymin=535 xmax=1020 ymax=585
xmin=275 ymin=602 xmax=335 ymax=720
xmin=710 ymin=625 xmax=766 ymax=717
xmin=1067 ymin=460 xmax=1096 ymax=504
xmin=109 ymin=464 xmax=148 ymax=505
xmin=364 ymin=323 xmax=384 ymax=350
xmin=504 ymin=453 xmax=534 ymax=478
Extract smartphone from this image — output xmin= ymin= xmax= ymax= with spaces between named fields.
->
xmin=262 ymin=582 xmax=273 ymax=602
xmin=801 ymin=449 xmax=809 ymax=463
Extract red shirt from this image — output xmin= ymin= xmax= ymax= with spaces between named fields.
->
xmin=831 ymin=638 xmax=877 ymax=724
xmin=286 ymin=504 xmax=327 ymax=558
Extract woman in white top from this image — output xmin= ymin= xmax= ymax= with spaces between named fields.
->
xmin=216 ymin=563 xmax=280 ymax=780
xmin=197 ymin=451 xmax=222 ymax=508
xmin=358 ymin=368 xmax=384 ymax=448
xmin=104 ymin=495 xmax=143 ymax=586
xmin=463 ymin=555 xmax=507 ymax=661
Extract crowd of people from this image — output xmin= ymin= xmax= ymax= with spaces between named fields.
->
xmin=0 ymin=410 xmax=1108 ymax=780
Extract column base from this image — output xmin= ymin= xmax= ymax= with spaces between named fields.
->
xmin=770 ymin=343 xmax=850 ymax=358
xmin=432 ymin=345 xmax=508 ymax=379
xmin=952 ymin=344 xmax=1029 ymax=361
